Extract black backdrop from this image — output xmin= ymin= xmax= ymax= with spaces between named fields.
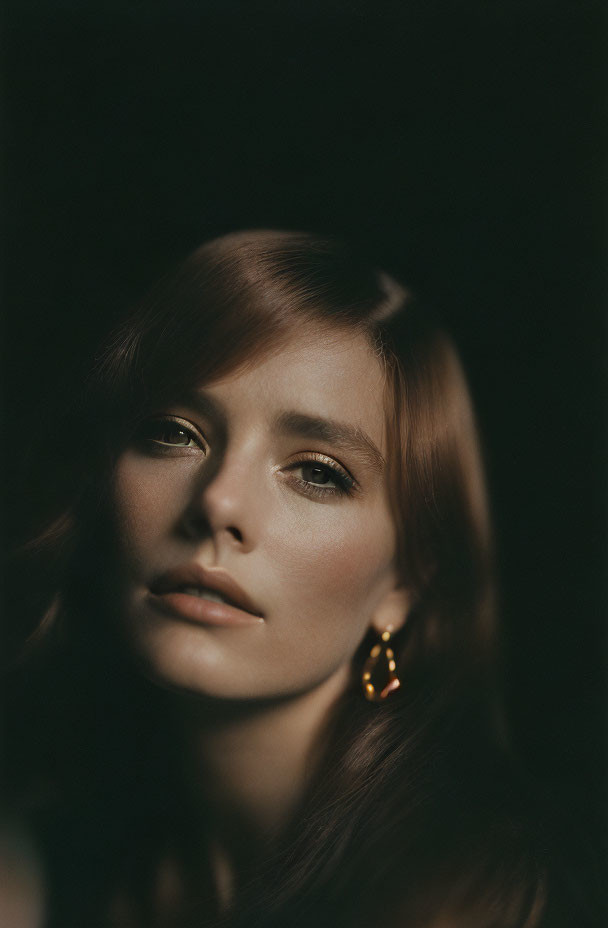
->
xmin=3 ymin=0 xmax=606 ymax=911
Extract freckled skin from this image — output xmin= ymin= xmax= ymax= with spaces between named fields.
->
xmin=110 ymin=329 xmax=408 ymax=701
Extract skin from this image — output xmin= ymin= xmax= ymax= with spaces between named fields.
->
xmin=109 ymin=325 xmax=410 ymax=910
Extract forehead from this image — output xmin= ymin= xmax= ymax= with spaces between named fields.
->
xmin=204 ymin=327 xmax=389 ymax=453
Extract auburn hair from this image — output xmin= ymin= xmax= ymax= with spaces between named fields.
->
xmin=5 ymin=230 xmax=544 ymax=927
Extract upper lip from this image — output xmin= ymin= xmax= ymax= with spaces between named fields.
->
xmin=150 ymin=563 xmax=264 ymax=617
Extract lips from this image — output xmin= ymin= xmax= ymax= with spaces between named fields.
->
xmin=149 ymin=563 xmax=264 ymax=618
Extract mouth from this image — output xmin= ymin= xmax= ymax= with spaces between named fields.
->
xmin=170 ymin=586 xmax=239 ymax=606
xmin=148 ymin=564 xmax=264 ymax=627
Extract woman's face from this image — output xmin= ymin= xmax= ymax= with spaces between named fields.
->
xmin=110 ymin=326 xmax=408 ymax=701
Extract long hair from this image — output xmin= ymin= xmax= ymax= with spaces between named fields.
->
xmin=5 ymin=230 xmax=545 ymax=927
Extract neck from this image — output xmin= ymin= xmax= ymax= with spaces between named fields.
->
xmin=178 ymin=666 xmax=350 ymax=836
xmin=171 ymin=665 xmax=351 ymax=910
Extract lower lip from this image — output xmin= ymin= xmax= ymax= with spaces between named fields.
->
xmin=146 ymin=591 xmax=264 ymax=627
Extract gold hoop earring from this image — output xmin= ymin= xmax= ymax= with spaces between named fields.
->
xmin=362 ymin=627 xmax=401 ymax=703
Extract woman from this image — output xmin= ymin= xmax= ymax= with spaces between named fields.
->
xmin=4 ymin=230 xmax=545 ymax=927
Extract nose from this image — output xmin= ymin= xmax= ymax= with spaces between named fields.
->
xmin=180 ymin=444 xmax=261 ymax=552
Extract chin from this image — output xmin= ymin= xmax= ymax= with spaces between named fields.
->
xmin=120 ymin=609 xmax=232 ymax=697
xmin=119 ymin=597 xmax=355 ymax=704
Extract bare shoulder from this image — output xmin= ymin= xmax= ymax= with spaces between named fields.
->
xmin=0 ymin=821 xmax=46 ymax=928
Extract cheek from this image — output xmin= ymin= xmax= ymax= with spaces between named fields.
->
xmin=110 ymin=455 xmax=190 ymax=567
xmin=264 ymin=499 xmax=396 ymax=619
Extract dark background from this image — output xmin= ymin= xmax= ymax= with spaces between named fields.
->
xmin=3 ymin=0 xmax=606 ymax=907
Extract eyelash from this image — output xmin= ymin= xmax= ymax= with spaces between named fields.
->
xmin=135 ymin=416 xmax=207 ymax=453
xmin=136 ymin=417 xmax=357 ymax=499
xmin=287 ymin=456 xmax=355 ymax=498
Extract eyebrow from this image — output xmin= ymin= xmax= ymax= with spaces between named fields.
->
xmin=180 ymin=390 xmax=386 ymax=474
xmin=273 ymin=411 xmax=386 ymax=474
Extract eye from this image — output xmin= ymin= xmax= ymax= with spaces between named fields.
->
xmin=135 ymin=416 xmax=207 ymax=453
xmin=298 ymin=462 xmax=339 ymax=486
xmin=287 ymin=455 xmax=356 ymax=498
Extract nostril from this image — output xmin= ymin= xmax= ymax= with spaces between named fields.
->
xmin=227 ymin=526 xmax=243 ymax=543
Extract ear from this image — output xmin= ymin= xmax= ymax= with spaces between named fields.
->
xmin=369 ymin=586 xmax=412 ymax=636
